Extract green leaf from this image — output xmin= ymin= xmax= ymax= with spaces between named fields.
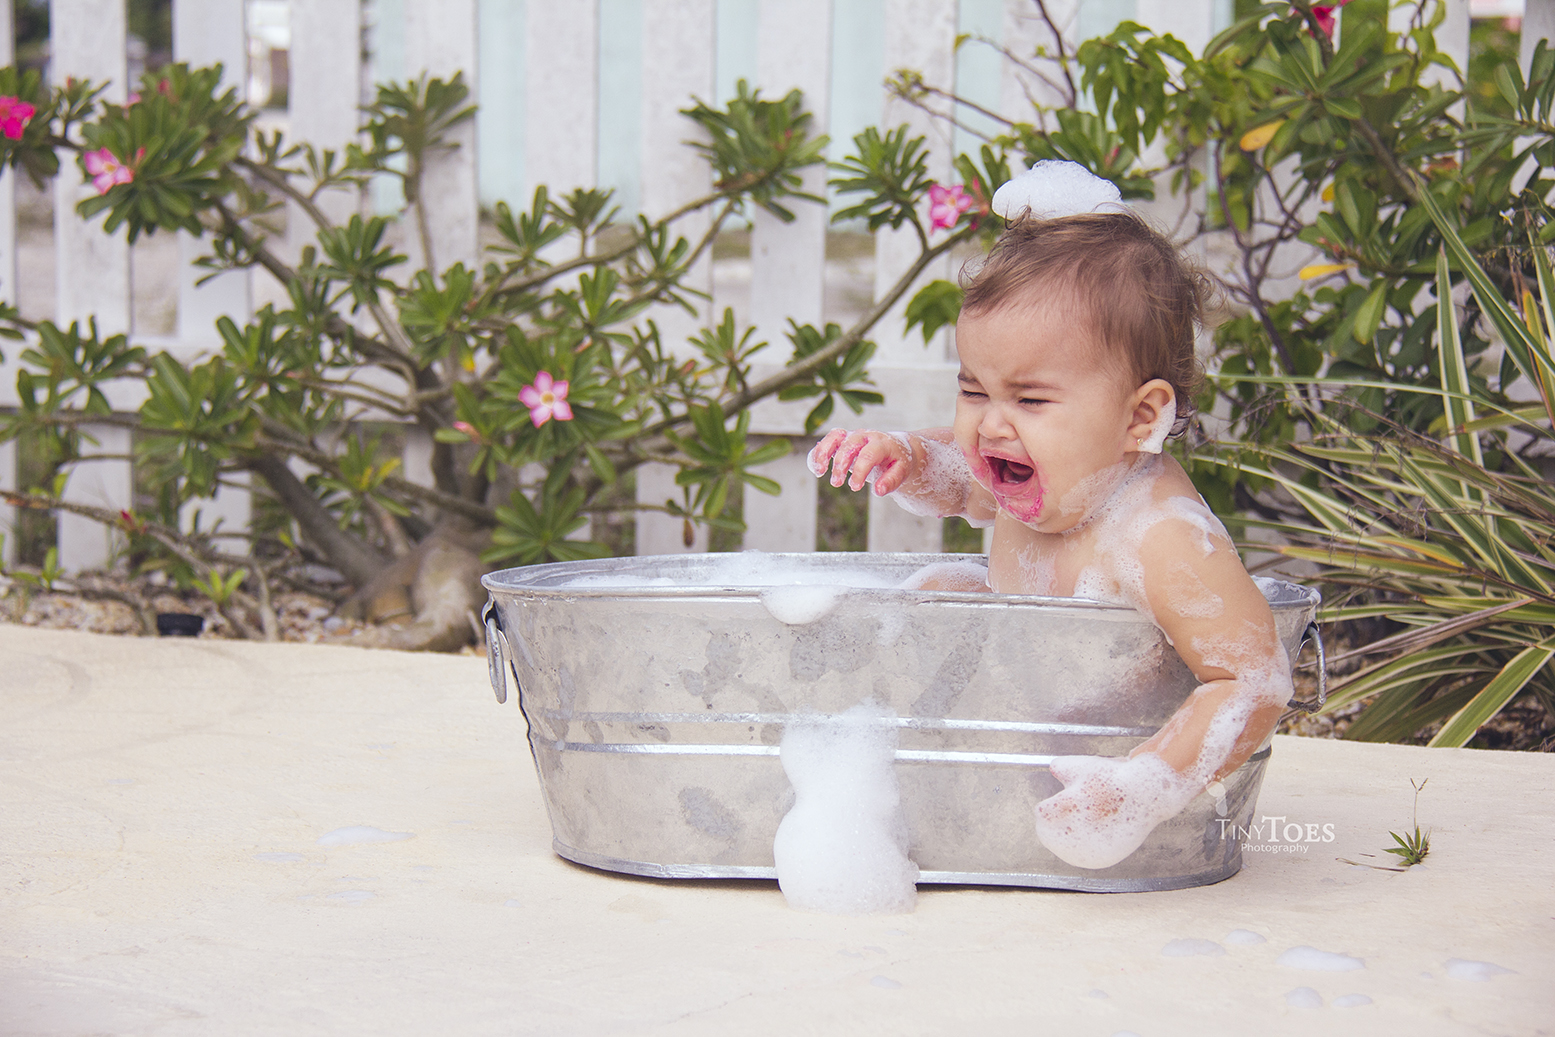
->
xmin=1352 ymin=281 xmax=1388 ymax=345
xmin=1428 ymin=639 xmax=1555 ymax=747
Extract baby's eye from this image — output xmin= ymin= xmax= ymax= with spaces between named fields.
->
xmin=957 ymin=388 xmax=987 ymax=401
xmin=1018 ymin=397 xmax=1050 ymax=406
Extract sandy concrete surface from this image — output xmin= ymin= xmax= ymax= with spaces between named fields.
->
xmin=1 ymin=624 xmax=1551 ymax=1037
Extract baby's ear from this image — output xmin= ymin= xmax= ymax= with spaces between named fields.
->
xmin=1126 ymin=379 xmax=1177 ymax=452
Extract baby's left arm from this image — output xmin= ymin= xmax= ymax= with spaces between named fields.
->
xmin=1034 ymin=506 xmax=1292 ymax=870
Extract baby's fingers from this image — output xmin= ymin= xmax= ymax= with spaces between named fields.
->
xmin=806 ymin=429 xmax=850 ymax=477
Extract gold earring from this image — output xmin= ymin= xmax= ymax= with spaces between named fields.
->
xmin=1136 ymin=437 xmax=1143 ymax=448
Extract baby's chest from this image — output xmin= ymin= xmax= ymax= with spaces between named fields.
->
xmin=986 ymin=524 xmax=1122 ymax=602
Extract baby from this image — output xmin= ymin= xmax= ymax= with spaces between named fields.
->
xmin=808 ymin=164 xmax=1293 ymax=870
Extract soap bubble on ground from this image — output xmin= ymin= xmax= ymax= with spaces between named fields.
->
xmin=317 ymin=825 xmax=414 ymax=846
xmin=1224 ymin=928 xmax=1267 ymax=945
xmin=870 ymin=976 xmax=902 ymax=989
xmin=1161 ymin=938 xmax=1225 ymax=957
xmin=1445 ymin=958 xmax=1516 ymax=980
xmin=773 ymin=700 xmax=918 ymax=915
xmin=1276 ymin=946 xmax=1365 ymax=971
xmin=1284 ymin=987 xmax=1323 ymax=1008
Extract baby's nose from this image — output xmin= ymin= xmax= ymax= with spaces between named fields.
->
xmin=978 ymin=405 xmax=1016 ymax=439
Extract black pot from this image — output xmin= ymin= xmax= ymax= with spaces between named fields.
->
xmin=156 ymin=612 xmax=205 ymax=637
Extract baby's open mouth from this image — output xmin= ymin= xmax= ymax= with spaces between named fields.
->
xmin=987 ymin=455 xmax=1035 ymax=488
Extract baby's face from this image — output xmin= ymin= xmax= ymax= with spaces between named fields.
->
xmin=953 ymin=300 xmax=1142 ymax=533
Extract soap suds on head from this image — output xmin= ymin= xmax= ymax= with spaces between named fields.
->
xmin=1284 ymin=987 xmax=1323 ymax=1008
xmin=773 ymin=700 xmax=919 ymax=915
xmin=991 ymin=159 xmax=1126 ymax=220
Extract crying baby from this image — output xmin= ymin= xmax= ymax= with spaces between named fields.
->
xmin=808 ymin=169 xmax=1293 ymax=871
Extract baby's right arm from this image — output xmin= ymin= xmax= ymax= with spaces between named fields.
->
xmin=808 ymin=428 xmax=993 ymax=523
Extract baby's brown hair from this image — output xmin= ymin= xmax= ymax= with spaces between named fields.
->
xmin=959 ymin=211 xmax=1207 ymax=435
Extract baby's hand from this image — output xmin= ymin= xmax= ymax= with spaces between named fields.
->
xmin=807 ymin=429 xmax=911 ymax=496
xmin=1034 ymin=753 xmax=1197 ymax=870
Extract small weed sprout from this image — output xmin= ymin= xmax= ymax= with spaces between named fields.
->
xmin=1383 ymin=778 xmax=1431 ymax=867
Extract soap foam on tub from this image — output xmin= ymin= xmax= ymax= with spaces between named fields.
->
xmin=773 ymin=700 xmax=919 ymax=914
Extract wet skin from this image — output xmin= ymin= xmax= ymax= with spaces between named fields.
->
xmin=809 ymin=298 xmax=1292 ymax=868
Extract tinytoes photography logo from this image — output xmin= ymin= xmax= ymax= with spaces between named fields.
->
xmin=1205 ymin=781 xmax=1335 ymax=854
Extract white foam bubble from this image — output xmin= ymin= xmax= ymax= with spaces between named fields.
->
xmin=1034 ymin=752 xmax=1198 ymax=869
xmin=1277 ymin=946 xmax=1365 ymax=971
xmin=1332 ymin=994 xmax=1373 ymax=1007
xmin=1284 ymin=986 xmax=1323 ymax=1008
xmin=870 ymin=976 xmax=903 ymax=989
xmin=760 ymin=585 xmax=846 ymax=625
xmin=1161 ymin=938 xmax=1225 ymax=957
xmin=991 ymin=160 xmax=1125 ymax=220
xmin=316 ymin=826 xmax=414 ymax=847
xmin=1445 ymin=958 xmax=1516 ymax=981
xmin=1136 ymin=398 xmax=1176 ymax=454
xmin=1224 ymin=929 xmax=1267 ymax=946
xmin=773 ymin=700 xmax=919 ymax=915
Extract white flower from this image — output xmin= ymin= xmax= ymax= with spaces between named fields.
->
xmin=991 ymin=159 xmax=1125 ymax=221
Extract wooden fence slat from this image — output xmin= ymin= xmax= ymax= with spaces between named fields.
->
xmin=861 ymin=0 xmax=957 ymax=554
xmin=636 ymin=460 xmax=708 ymax=554
xmin=525 ymin=1 xmax=599 ymax=199
xmin=172 ymin=0 xmax=253 ymax=541
xmin=637 ymin=0 xmax=716 ymax=553
xmin=743 ymin=447 xmax=818 ymax=552
xmin=405 ymin=0 xmax=480 ymax=273
xmin=1000 ymin=0 xmax=1077 ymax=116
xmin=1524 ymin=0 xmax=1555 ymax=71
xmin=288 ymin=0 xmax=362 ymax=255
xmin=52 ymin=0 xmax=133 ymax=572
xmin=0 ymin=0 xmax=15 ymax=564
xmin=739 ymin=0 xmax=832 ymax=541
xmin=173 ymin=0 xmax=250 ymax=350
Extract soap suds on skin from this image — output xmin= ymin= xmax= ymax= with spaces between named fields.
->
xmin=773 ymin=700 xmax=919 ymax=915
xmin=1136 ymin=398 xmax=1176 ymax=454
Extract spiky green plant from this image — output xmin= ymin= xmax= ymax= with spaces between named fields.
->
xmin=1214 ymin=183 xmax=1555 ymax=748
xmin=1384 ymin=778 xmax=1432 ymax=866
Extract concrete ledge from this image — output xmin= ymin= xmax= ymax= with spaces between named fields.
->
xmin=2 ymin=624 xmax=1551 ymax=1036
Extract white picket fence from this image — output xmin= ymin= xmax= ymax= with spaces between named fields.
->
xmin=0 ymin=0 xmax=1500 ymax=573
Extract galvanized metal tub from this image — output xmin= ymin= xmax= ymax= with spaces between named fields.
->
xmin=482 ymin=552 xmax=1322 ymax=893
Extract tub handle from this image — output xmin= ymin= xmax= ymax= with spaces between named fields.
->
xmin=1285 ymin=621 xmax=1328 ymax=715
xmin=482 ymin=599 xmax=521 ymax=705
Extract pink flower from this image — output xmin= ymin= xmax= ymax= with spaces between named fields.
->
xmin=928 ymin=183 xmax=973 ymax=231
xmin=0 ymin=96 xmax=36 ymax=140
xmin=518 ymin=371 xmax=573 ymax=427
xmin=1308 ymin=0 xmax=1354 ymax=37
xmin=452 ymin=420 xmax=484 ymax=444
xmin=84 ymin=147 xmax=134 ymax=194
